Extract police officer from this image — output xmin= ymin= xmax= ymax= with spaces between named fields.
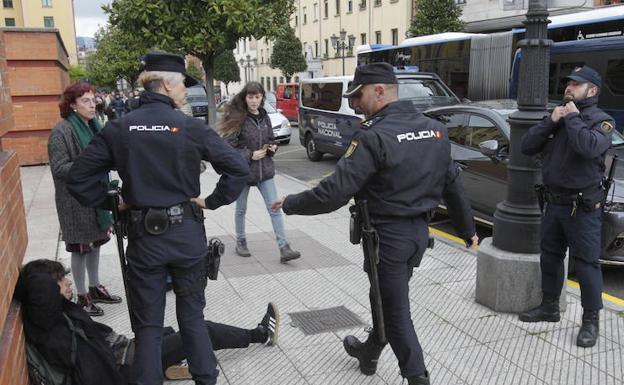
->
xmin=520 ymin=66 xmax=614 ymax=348
xmin=272 ymin=63 xmax=477 ymax=385
xmin=66 ymin=52 xmax=249 ymax=385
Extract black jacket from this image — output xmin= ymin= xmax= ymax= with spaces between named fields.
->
xmin=521 ymin=95 xmax=614 ymax=192
xmin=226 ymin=108 xmax=276 ymax=185
xmin=14 ymin=273 xmax=124 ymax=385
xmin=283 ymin=100 xmax=475 ymax=240
xmin=66 ymin=92 xmax=249 ymax=210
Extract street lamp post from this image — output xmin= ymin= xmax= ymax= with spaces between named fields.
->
xmin=239 ymin=54 xmax=257 ymax=84
xmin=475 ymin=0 xmax=560 ymax=312
xmin=330 ymin=29 xmax=356 ymax=75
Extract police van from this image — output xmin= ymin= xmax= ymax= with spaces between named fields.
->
xmin=298 ymin=71 xmax=461 ymax=161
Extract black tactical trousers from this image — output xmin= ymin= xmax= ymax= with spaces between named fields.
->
xmin=375 ymin=217 xmax=429 ymax=378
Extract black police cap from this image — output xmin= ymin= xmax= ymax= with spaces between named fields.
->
xmin=140 ymin=52 xmax=199 ymax=87
xmin=563 ymin=66 xmax=601 ymax=88
xmin=344 ymin=62 xmax=398 ymax=98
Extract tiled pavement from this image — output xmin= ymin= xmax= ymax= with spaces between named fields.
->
xmin=20 ymin=164 xmax=624 ymax=385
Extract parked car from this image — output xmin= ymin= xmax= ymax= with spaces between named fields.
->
xmin=276 ymin=83 xmax=299 ymax=121
xmin=216 ymin=100 xmax=292 ymax=144
xmin=426 ymin=99 xmax=624 ymax=266
xmin=265 ymin=91 xmax=277 ymax=109
xmin=298 ymin=71 xmax=461 ymax=161
xmin=186 ymin=84 xmax=209 ymax=118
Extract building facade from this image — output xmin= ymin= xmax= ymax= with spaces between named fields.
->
xmin=0 ymin=0 xmax=77 ymax=64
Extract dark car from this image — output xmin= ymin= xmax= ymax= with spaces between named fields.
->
xmin=426 ymin=99 xmax=624 ymax=266
xmin=186 ymin=84 xmax=209 ymax=118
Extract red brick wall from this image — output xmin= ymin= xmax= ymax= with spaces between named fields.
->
xmin=0 ymin=31 xmax=29 ymax=385
xmin=1 ymin=28 xmax=69 ymax=165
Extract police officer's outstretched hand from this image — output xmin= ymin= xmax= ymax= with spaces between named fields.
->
xmin=252 ymin=149 xmax=267 ymax=160
xmin=190 ymin=197 xmax=207 ymax=209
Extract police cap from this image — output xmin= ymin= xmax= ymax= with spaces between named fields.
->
xmin=563 ymin=66 xmax=601 ymax=88
xmin=344 ymin=62 xmax=397 ymax=98
xmin=140 ymin=52 xmax=199 ymax=87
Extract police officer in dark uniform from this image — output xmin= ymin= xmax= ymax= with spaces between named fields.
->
xmin=66 ymin=52 xmax=249 ymax=385
xmin=272 ymin=63 xmax=477 ymax=385
xmin=520 ymin=66 xmax=614 ymax=348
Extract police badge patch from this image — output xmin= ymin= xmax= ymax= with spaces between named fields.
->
xmin=345 ymin=139 xmax=359 ymax=157
xmin=601 ymin=121 xmax=614 ymax=134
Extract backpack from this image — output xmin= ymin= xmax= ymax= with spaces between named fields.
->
xmin=26 ymin=314 xmax=77 ymax=385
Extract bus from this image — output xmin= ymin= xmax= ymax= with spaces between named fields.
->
xmin=357 ymin=6 xmax=624 ymax=101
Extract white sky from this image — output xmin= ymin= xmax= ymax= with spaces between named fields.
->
xmin=74 ymin=0 xmax=111 ymax=37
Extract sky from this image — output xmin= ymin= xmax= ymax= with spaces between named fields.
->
xmin=74 ymin=0 xmax=111 ymax=38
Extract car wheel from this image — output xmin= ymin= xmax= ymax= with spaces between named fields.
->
xmin=305 ymin=134 xmax=323 ymax=161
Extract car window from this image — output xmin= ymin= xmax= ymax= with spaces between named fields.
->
xmin=283 ymin=86 xmax=292 ymax=99
xmin=187 ymin=86 xmax=207 ymax=96
xmin=301 ymin=82 xmax=343 ymax=111
xmin=467 ymin=115 xmax=508 ymax=149
xmin=398 ymin=79 xmax=452 ymax=98
xmin=263 ymin=101 xmax=277 ymax=113
xmin=437 ymin=113 xmax=468 ymax=145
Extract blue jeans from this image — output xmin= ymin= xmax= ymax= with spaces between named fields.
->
xmin=235 ymin=178 xmax=288 ymax=248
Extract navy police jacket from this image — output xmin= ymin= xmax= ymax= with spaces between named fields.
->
xmin=283 ymin=100 xmax=475 ymax=240
xmin=66 ymin=92 xmax=249 ymax=210
xmin=521 ymin=96 xmax=614 ymax=192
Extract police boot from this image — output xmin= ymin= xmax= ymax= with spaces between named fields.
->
xmin=518 ymin=297 xmax=560 ymax=323
xmin=235 ymin=240 xmax=251 ymax=257
xmin=577 ymin=310 xmax=599 ymax=348
xmin=343 ymin=334 xmax=385 ymax=375
xmin=407 ymin=371 xmax=430 ymax=385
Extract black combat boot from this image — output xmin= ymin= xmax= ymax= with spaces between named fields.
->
xmin=407 ymin=371 xmax=430 ymax=385
xmin=577 ymin=309 xmax=599 ymax=348
xmin=343 ymin=334 xmax=386 ymax=375
xmin=518 ymin=297 xmax=560 ymax=322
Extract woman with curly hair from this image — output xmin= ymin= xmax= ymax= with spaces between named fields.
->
xmin=218 ymin=82 xmax=301 ymax=263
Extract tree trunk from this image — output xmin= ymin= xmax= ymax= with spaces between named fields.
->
xmin=202 ymin=53 xmax=218 ymax=125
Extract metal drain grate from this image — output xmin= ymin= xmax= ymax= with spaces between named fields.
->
xmin=289 ymin=306 xmax=364 ymax=335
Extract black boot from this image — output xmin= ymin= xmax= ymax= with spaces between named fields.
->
xmin=407 ymin=371 xmax=430 ymax=385
xmin=343 ymin=334 xmax=386 ymax=375
xmin=518 ymin=297 xmax=560 ymax=323
xmin=577 ymin=310 xmax=599 ymax=348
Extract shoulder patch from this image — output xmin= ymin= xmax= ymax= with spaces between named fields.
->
xmin=344 ymin=139 xmax=359 ymax=158
xmin=601 ymin=121 xmax=614 ymax=134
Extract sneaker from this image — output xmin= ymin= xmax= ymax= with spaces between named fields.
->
xmin=235 ymin=240 xmax=251 ymax=257
xmin=77 ymin=294 xmax=104 ymax=317
xmin=259 ymin=302 xmax=280 ymax=346
xmin=279 ymin=244 xmax=301 ymax=263
xmin=89 ymin=285 xmax=123 ymax=304
xmin=165 ymin=361 xmax=191 ymax=380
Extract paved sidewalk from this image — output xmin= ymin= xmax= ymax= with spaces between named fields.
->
xmin=20 ymin=164 xmax=624 ymax=385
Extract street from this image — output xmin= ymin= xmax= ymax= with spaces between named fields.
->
xmin=274 ymin=125 xmax=624 ymax=303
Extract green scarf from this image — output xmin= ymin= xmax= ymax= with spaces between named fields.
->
xmin=66 ymin=112 xmax=113 ymax=231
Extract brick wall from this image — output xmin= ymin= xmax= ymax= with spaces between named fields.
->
xmin=1 ymin=28 xmax=70 ymax=165
xmin=0 ymin=30 xmax=29 ymax=385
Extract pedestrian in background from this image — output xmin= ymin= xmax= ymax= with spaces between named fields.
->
xmin=218 ymin=82 xmax=301 ymax=263
xmin=47 ymin=82 xmax=122 ymax=317
xmin=520 ymin=66 xmax=614 ymax=348
xmin=272 ymin=63 xmax=477 ymax=385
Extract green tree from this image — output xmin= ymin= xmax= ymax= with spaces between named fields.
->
xmin=270 ymin=27 xmax=307 ymax=82
xmin=213 ymin=50 xmax=240 ymax=96
xmin=409 ymin=0 xmax=464 ymax=37
xmin=68 ymin=64 xmax=87 ymax=83
xmin=186 ymin=61 xmax=204 ymax=81
xmin=105 ymin=0 xmax=294 ymax=123
xmin=85 ymin=24 xmax=153 ymax=88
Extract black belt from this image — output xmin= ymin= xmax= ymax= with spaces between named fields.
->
xmin=370 ymin=213 xmax=427 ymax=223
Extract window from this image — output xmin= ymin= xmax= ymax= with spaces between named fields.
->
xmin=324 ymin=0 xmax=328 ymax=18
xmin=335 ymin=0 xmax=340 ymax=15
xmin=374 ymin=0 xmax=381 ymax=6
xmin=260 ymin=49 xmax=264 ymax=64
xmin=294 ymin=76 xmax=300 ymax=83
xmin=42 ymin=0 xmax=52 ymax=7
xmin=348 ymin=0 xmax=353 ymax=12
xmin=43 ymin=16 xmax=54 ymax=28
xmin=375 ymin=31 xmax=381 ymax=44
xmin=359 ymin=0 xmax=366 ymax=10
xmin=243 ymin=39 xmax=246 ymax=52
xmin=4 ymin=17 xmax=15 ymax=26
xmin=313 ymin=3 xmax=318 ymax=21
xmin=466 ymin=115 xmax=507 ymax=149
xmin=606 ymin=59 xmax=624 ymax=96
xmin=279 ymin=76 xmax=284 ymax=84
xmin=295 ymin=15 xmax=298 ymax=26
xmin=303 ymin=7 xmax=307 ymax=24
xmin=273 ymin=77 xmax=277 ymax=90
xmin=391 ymin=28 xmax=398 ymax=45
xmin=314 ymin=41 xmax=319 ymax=58
xmin=361 ymin=33 xmax=366 ymax=45
xmin=455 ymin=0 xmax=466 ymax=4
xmin=301 ymin=82 xmax=343 ymax=111
xmin=3 ymin=0 xmax=13 ymax=8
xmin=284 ymin=86 xmax=293 ymax=99
xmin=260 ymin=77 xmax=265 ymax=87
xmin=266 ymin=78 xmax=271 ymax=91
xmin=324 ymin=39 xmax=329 ymax=58
xmin=442 ymin=113 xmax=468 ymax=145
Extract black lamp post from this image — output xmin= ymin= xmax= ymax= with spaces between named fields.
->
xmin=491 ymin=0 xmax=552 ymax=253
xmin=239 ymin=54 xmax=257 ymax=84
xmin=330 ymin=29 xmax=356 ymax=75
